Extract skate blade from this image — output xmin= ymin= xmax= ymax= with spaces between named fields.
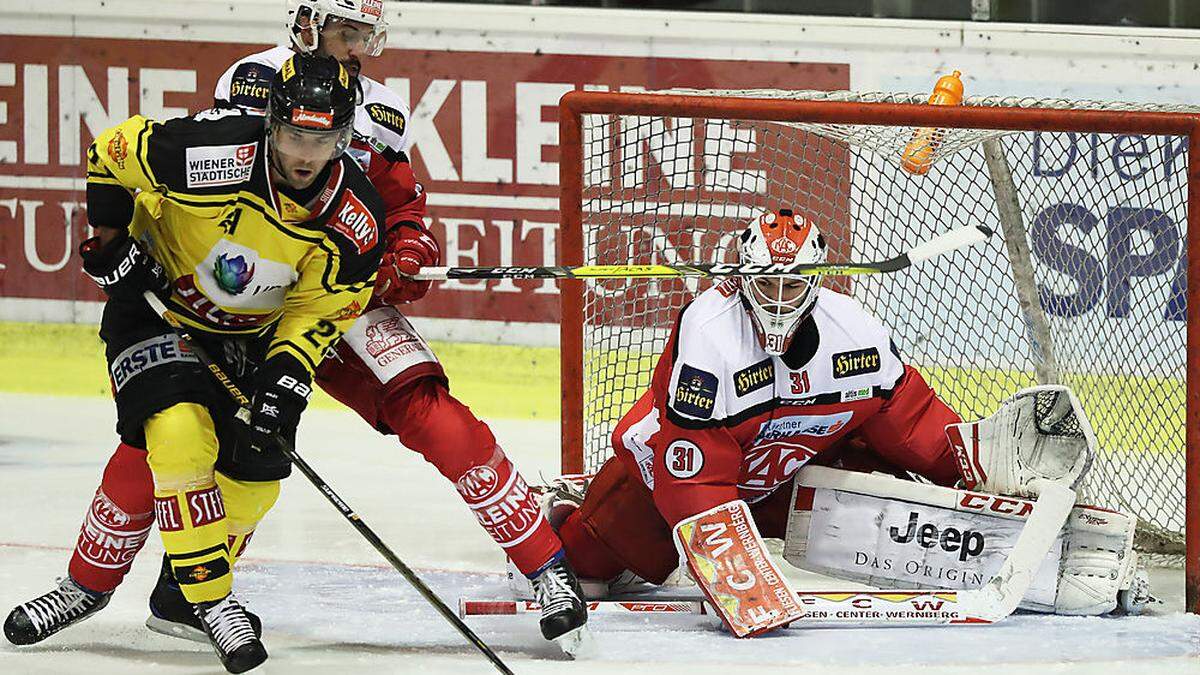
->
xmin=145 ymin=614 xmax=208 ymax=644
xmin=552 ymin=624 xmax=596 ymax=659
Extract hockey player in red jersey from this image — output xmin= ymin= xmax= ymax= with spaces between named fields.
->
xmin=549 ymin=208 xmax=965 ymax=635
xmin=5 ymin=0 xmax=587 ymax=651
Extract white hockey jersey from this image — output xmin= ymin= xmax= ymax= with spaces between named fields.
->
xmin=213 ymin=45 xmax=412 ymax=170
xmin=611 ymin=280 xmax=963 ymax=525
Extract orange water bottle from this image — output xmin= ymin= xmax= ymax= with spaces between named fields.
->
xmin=901 ymin=70 xmax=964 ymax=175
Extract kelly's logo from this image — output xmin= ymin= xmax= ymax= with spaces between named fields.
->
xmin=733 ymin=358 xmax=773 ymax=397
xmin=889 ymin=511 xmax=985 ymax=562
xmin=832 ymin=347 xmax=880 ymax=378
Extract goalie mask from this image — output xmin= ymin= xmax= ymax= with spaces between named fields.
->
xmin=288 ymin=0 xmax=388 ymax=58
xmin=737 ymin=209 xmax=827 ymax=356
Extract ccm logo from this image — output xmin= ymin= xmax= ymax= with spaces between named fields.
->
xmin=959 ymin=493 xmax=1034 ymax=518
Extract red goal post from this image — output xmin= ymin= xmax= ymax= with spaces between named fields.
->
xmin=556 ymin=89 xmax=1200 ymax=613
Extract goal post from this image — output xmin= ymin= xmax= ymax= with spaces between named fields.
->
xmin=557 ymin=89 xmax=1200 ymax=614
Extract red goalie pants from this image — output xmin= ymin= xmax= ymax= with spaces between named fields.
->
xmin=556 ymin=447 xmax=912 ymax=586
xmin=68 ymin=308 xmax=562 ymax=593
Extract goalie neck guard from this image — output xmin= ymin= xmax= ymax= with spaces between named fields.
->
xmin=737 ymin=208 xmax=827 ymax=355
xmin=288 ymin=0 xmax=388 ymax=58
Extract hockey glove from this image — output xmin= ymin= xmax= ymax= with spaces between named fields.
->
xmin=79 ymin=231 xmax=171 ymax=302
xmin=374 ymin=223 xmax=440 ymax=305
xmin=246 ymin=354 xmax=312 ymax=454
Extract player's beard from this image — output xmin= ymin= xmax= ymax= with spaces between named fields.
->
xmin=342 ymin=56 xmax=361 ymax=77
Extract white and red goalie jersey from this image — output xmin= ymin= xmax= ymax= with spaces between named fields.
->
xmin=611 ymin=278 xmax=964 ymax=527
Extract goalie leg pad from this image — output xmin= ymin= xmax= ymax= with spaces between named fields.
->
xmin=674 ymin=500 xmax=803 ymax=638
xmin=1056 ymin=505 xmax=1141 ymax=615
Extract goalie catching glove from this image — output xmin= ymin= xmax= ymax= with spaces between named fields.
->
xmin=946 ymin=385 xmax=1096 ymax=497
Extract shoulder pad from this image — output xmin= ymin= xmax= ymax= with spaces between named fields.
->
xmin=218 ymin=61 xmax=276 ymax=111
xmin=358 ymin=78 xmax=411 ymax=152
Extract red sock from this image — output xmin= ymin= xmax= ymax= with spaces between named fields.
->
xmin=455 ymin=448 xmax=563 ymax=576
xmin=68 ymin=443 xmax=155 ymax=593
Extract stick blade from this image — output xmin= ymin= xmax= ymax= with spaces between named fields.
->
xmin=907 ymin=225 xmax=992 ymax=264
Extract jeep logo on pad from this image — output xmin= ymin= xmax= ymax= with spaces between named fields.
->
xmin=888 ymin=511 xmax=985 ymax=562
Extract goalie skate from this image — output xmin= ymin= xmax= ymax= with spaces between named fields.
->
xmin=4 ymin=577 xmax=111 ymax=645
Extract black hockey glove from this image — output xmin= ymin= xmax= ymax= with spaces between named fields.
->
xmin=246 ymin=354 xmax=312 ymax=454
xmin=79 ymin=231 xmax=171 ymax=302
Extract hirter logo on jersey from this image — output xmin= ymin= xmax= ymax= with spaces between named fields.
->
xmin=673 ymin=364 xmax=718 ymax=419
xmin=733 ymin=358 xmax=774 ymax=397
xmin=329 ymin=190 xmax=379 ymax=254
xmin=365 ymin=103 xmax=406 ymax=137
xmin=832 ymin=347 xmax=881 ymax=378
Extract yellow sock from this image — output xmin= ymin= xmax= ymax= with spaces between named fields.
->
xmin=216 ymin=472 xmax=280 ymax=565
xmin=145 ymin=403 xmax=231 ymax=603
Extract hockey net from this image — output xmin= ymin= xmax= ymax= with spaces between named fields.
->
xmin=557 ymin=89 xmax=1198 ymax=592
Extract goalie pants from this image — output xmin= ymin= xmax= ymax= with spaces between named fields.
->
xmin=69 ymin=306 xmax=561 ymax=595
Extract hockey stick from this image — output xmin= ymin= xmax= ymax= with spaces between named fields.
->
xmin=461 ymin=599 xmax=708 ymax=617
xmin=142 ymin=292 xmax=514 ymax=675
xmin=461 ymin=478 xmax=1073 ymax=628
xmin=414 ymin=224 xmax=992 ymax=281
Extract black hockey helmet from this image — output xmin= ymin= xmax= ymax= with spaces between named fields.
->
xmin=266 ymin=53 xmax=356 ymax=158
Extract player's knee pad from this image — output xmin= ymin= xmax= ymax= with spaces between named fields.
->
xmin=99 ymin=442 xmax=155 ymax=513
xmin=144 ymin=402 xmax=219 ymax=490
xmin=386 ymin=377 xmax=496 ymax=479
xmin=215 ymin=472 xmax=280 ymax=535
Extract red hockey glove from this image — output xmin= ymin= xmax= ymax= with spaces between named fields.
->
xmin=374 ymin=224 xmax=440 ymax=305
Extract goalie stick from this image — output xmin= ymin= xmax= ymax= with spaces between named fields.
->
xmin=461 ymin=478 xmax=1074 ymax=628
xmin=142 ymin=291 xmax=515 ymax=675
xmin=414 ymin=223 xmax=992 ymax=281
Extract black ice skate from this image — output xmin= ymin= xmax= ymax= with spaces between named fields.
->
xmin=4 ymin=576 xmax=111 ymax=645
xmin=195 ymin=593 xmax=267 ymax=674
xmin=146 ymin=554 xmax=261 ymax=643
xmin=529 ymin=555 xmax=592 ymax=656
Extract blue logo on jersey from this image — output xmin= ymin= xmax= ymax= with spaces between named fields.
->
xmin=673 ymin=364 xmax=719 ymax=419
xmin=214 ymin=254 xmax=255 ymax=295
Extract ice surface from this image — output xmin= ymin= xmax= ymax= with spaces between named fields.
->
xmin=2 ymin=393 xmax=1197 ymax=674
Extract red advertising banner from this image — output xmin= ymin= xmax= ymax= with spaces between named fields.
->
xmin=0 ymin=35 xmax=848 ymax=324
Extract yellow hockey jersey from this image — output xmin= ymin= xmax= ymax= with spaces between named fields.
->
xmin=86 ymin=107 xmax=385 ymax=376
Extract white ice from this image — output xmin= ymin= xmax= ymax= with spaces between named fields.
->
xmin=2 ymin=393 xmax=1197 ymax=674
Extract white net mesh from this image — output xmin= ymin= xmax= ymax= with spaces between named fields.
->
xmin=572 ymin=89 xmax=1190 ymax=561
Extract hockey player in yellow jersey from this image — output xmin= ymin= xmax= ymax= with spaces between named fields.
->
xmin=55 ymin=53 xmax=382 ymax=673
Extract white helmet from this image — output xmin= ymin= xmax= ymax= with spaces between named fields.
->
xmin=288 ymin=0 xmax=388 ymax=57
xmin=737 ymin=208 xmax=827 ymax=356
